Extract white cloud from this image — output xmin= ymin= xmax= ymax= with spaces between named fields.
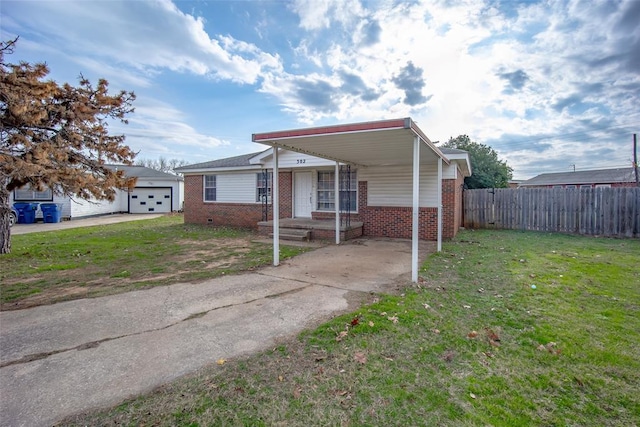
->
xmin=3 ymin=0 xmax=637 ymax=175
xmin=289 ymin=0 xmax=366 ymax=30
xmin=4 ymin=0 xmax=281 ymax=85
xmin=109 ymin=99 xmax=230 ymax=160
xmin=274 ymin=0 xmax=639 ymax=177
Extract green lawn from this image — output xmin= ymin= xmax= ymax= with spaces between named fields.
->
xmin=62 ymin=229 xmax=640 ymax=426
xmin=0 ymin=215 xmax=306 ymax=309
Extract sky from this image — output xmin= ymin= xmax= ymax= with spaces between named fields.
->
xmin=1 ymin=0 xmax=639 ymax=179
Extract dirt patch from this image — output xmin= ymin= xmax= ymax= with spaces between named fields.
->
xmin=1 ymin=236 xmax=275 ymax=311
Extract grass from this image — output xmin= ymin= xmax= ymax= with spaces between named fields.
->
xmin=0 ymin=214 xmax=308 ymax=309
xmin=61 ymin=229 xmax=640 ymax=426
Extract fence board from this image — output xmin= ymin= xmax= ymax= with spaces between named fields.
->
xmin=464 ymin=187 xmax=640 ymax=238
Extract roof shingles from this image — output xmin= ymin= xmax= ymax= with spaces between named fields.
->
xmin=175 ymin=151 xmax=265 ymax=171
xmin=521 ymin=168 xmax=635 ymax=186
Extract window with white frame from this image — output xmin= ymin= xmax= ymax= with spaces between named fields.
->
xmin=316 ymin=170 xmax=357 ymax=211
xmin=204 ymin=175 xmax=216 ymax=201
xmin=14 ymin=185 xmax=53 ymax=201
xmin=256 ymin=172 xmax=272 ymax=202
xmin=317 ymin=171 xmax=335 ymax=210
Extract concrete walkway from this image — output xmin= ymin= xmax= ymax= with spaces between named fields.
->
xmin=0 ymin=238 xmax=434 ymax=427
xmin=10 ymin=213 xmax=164 ymax=235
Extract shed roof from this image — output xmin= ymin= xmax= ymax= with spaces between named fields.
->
xmin=106 ymin=165 xmax=183 ymax=180
xmin=521 ymin=168 xmax=635 ymax=186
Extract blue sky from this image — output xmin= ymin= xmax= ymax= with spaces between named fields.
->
xmin=2 ymin=0 xmax=639 ymax=179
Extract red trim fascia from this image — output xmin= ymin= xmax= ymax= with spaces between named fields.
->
xmin=252 ymin=118 xmax=407 ymax=142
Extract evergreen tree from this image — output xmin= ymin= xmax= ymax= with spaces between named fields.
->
xmin=0 ymin=38 xmax=136 ymax=253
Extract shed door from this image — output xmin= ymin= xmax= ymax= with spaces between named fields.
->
xmin=129 ymin=187 xmax=172 ymax=213
xmin=294 ymin=172 xmax=313 ymax=218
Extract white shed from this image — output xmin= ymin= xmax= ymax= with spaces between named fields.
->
xmin=9 ymin=165 xmax=184 ymax=220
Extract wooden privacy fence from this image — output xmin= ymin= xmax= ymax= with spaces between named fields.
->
xmin=464 ymin=187 xmax=640 ymax=238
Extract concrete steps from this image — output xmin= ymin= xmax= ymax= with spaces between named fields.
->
xmin=269 ymin=228 xmax=311 ymax=241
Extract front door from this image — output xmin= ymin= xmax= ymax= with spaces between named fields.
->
xmin=294 ymin=171 xmax=313 ymax=217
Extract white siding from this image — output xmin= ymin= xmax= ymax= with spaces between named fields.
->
xmin=262 ymin=151 xmax=335 ymax=169
xmin=360 ymin=165 xmax=439 ymax=207
xmin=70 ymin=190 xmax=127 ymax=218
xmin=442 ymin=162 xmax=458 ymax=179
xmin=176 ymin=181 xmax=184 ymax=211
xmin=10 ymin=178 xmax=183 ymax=219
xmin=10 ymin=190 xmax=71 ymax=220
xmin=216 ymin=173 xmax=257 ymax=203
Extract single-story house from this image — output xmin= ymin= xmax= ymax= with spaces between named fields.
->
xmin=520 ymin=167 xmax=638 ymax=188
xmin=176 ymin=118 xmax=471 ymax=243
xmin=10 ymin=165 xmax=184 ymax=220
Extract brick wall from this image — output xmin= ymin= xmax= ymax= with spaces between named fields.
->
xmin=357 ymin=179 xmax=460 ymax=240
xmin=183 ymin=172 xmax=292 ymax=228
xmin=183 ymin=172 xmax=463 ymax=239
xmin=441 ymin=171 xmax=464 ymax=239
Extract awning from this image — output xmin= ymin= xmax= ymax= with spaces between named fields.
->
xmin=252 ymin=117 xmax=447 ymax=282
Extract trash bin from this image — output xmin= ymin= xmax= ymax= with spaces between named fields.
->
xmin=40 ymin=203 xmax=63 ymax=223
xmin=13 ymin=203 xmax=39 ymax=224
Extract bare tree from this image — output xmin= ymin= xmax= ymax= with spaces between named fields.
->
xmin=136 ymin=157 xmax=188 ymax=174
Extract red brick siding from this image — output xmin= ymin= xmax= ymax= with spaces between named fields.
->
xmin=311 ymin=211 xmax=363 ymax=222
xmin=278 ymin=172 xmax=293 ymax=219
xmin=311 ymin=227 xmax=364 ymax=241
xmin=183 ymin=172 xmax=292 ymax=229
xmin=357 ymin=179 xmax=460 ymax=240
xmin=611 ymin=183 xmax=636 ymax=188
xmin=184 ymin=173 xmax=462 ymax=239
xmin=441 ymin=171 xmax=464 ymax=238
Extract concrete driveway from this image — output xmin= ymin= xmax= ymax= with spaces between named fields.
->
xmin=10 ymin=213 xmax=164 ymax=235
xmin=0 ymin=238 xmax=434 ymax=427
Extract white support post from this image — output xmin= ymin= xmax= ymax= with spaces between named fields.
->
xmin=273 ymin=146 xmax=280 ymax=266
xmin=412 ymin=135 xmax=420 ymax=283
xmin=335 ymin=162 xmax=340 ymax=245
xmin=437 ymin=157 xmax=442 ymax=252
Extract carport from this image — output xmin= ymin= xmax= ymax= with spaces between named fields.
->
xmin=252 ymin=117 xmax=449 ymax=282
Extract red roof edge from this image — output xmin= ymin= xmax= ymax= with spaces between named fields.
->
xmin=252 ymin=118 xmax=408 ymax=142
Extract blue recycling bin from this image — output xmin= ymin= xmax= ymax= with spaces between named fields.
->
xmin=40 ymin=203 xmax=63 ymax=223
xmin=13 ymin=203 xmax=39 ymax=224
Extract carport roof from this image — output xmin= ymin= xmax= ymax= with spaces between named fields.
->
xmin=252 ymin=118 xmax=449 ymax=167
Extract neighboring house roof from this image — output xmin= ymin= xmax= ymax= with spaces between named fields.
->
xmin=520 ymin=167 xmax=635 ymax=186
xmin=106 ymin=165 xmax=184 ymax=181
xmin=439 ymin=148 xmax=467 ymax=155
xmin=174 ymin=151 xmax=266 ymax=172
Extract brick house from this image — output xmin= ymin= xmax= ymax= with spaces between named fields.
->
xmin=176 ymin=118 xmax=471 ymax=244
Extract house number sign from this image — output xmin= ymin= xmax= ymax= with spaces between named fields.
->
xmin=296 ymin=159 xmax=306 ymax=164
